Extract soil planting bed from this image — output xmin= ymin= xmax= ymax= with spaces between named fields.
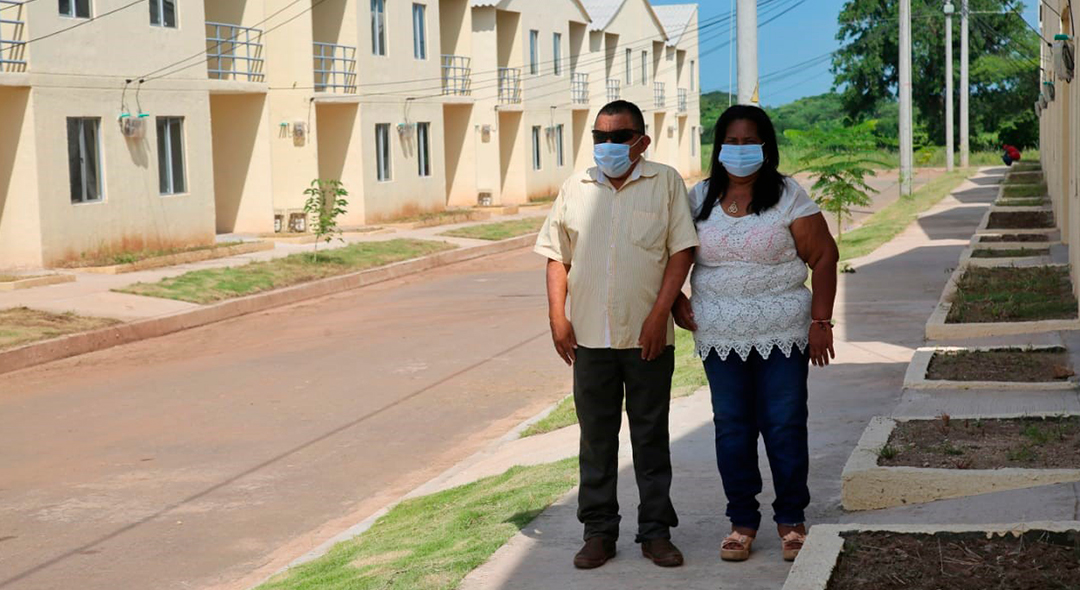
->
xmin=977 ymin=233 xmax=1050 ymax=243
xmin=879 ymin=416 xmax=1080 ymax=470
xmin=926 ymin=348 xmax=1072 ymax=382
xmin=997 ymin=198 xmax=1049 ymax=207
xmin=826 ymin=530 xmax=1080 ymax=590
xmin=986 ymin=211 xmax=1055 ymax=230
xmin=970 ymin=247 xmax=1049 ymax=258
xmin=946 ymin=266 xmax=1077 ymax=324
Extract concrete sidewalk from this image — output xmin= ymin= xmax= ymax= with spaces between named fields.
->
xmin=452 ymin=167 xmax=1080 ymax=589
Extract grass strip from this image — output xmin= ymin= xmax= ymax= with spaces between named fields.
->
xmin=996 ymin=198 xmax=1048 ymax=207
xmin=439 ymin=217 xmax=545 ymax=241
xmin=0 ymin=307 xmax=120 ymax=351
xmin=60 ymin=242 xmax=246 ymax=268
xmin=116 ymin=239 xmax=457 ymax=305
xmin=970 ymin=248 xmax=1049 ymax=258
xmin=257 ymin=458 xmax=578 ymax=590
xmin=521 ymin=328 xmax=707 ymax=437
xmin=947 ymin=266 xmax=1078 ymax=323
xmin=1002 ymin=183 xmax=1048 ymax=198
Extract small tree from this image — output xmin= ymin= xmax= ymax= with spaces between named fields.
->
xmin=786 ymin=121 xmax=888 ymax=243
xmin=302 ymin=179 xmax=349 ymax=262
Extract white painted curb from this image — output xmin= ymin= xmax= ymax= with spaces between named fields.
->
xmin=903 ymin=345 xmax=1077 ymax=391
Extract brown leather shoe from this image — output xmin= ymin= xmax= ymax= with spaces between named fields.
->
xmin=641 ymin=538 xmax=684 ymax=567
xmin=573 ymin=537 xmax=617 ymax=569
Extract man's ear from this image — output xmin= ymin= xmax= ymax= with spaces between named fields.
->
xmin=635 ymin=135 xmax=652 ymax=157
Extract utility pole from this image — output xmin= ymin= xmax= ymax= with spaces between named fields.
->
xmin=737 ymin=0 xmax=759 ymax=105
xmin=945 ymin=2 xmax=955 ymax=171
xmin=960 ymin=0 xmax=970 ymax=167
xmin=899 ymin=0 xmax=914 ymax=196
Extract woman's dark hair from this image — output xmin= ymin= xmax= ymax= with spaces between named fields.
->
xmin=697 ymin=105 xmax=786 ymax=222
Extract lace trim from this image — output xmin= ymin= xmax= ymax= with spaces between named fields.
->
xmin=695 ymin=336 xmax=810 ymax=362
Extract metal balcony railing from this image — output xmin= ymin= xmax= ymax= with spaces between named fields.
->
xmin=441 ymin=54 xmax=471 ymax=96
xmin=206 ymin=22 xmax=265 ymax=82
xmin=0 ymin=1 xmax=27 ymax=72
xmin=498 ymin=67 xmax=521 ymax=104
xmin=313 ymin=42 xmax=357 ymax=93
xmin=678 ymin=88 xmax=688 ymax=113
xmin=606 ymin=79 xmax=620 ymax=103
xmin=571 ymin=72 xmax=588 ymax=105
xmin=654 ymin=82 xmax=665 ymax=109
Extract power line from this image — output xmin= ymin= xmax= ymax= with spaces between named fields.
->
xmin=1 ymin=0 xmax=143 ymax=56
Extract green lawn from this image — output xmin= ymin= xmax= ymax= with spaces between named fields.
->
xmin=116 ymin=239 xmax=457 ymax=304
xmin=1002 ymin=183 xmax=1049 ymax=198
xmin=439 ymin=217 xmax=545 ymax=241
xmin=947 ymin=266 xmax=1078 ymax=324
xmin=258 ymin=458 xmax=578 ymax=590
xmin=59 ymin=241 xmax=246 ymax=268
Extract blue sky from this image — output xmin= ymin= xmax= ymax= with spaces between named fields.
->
xmin=649 ymin=0 xmax=1042 ymax=106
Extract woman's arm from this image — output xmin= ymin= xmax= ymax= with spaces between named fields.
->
xmin=791 ymin=213 xmax=839 ymax=367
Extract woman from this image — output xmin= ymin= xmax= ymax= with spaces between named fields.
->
xmin=673 ymin=105 xmax=838 ymax=563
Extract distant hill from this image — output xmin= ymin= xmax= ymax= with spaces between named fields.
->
xmin=700 ymin=91 xmax=850 ymax=145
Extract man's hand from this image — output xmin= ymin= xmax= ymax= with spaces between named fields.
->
xmin=672 ymin=293 xmax=697 ymax=331
xmin=551 ymin=315 xmax=578 ymax=366
xmin=638 ymin=311 xmax=668 ymax=361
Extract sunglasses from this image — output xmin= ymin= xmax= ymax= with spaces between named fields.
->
xmin=592 ymin=129 xmax=643 ymax=144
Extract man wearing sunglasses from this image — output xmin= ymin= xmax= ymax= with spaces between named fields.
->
xmin=535 ymin=100 xmax=698 ymax=570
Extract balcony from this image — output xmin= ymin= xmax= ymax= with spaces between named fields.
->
xmin=498 ymin=67 xmax=521 ymax=105
xmin=441 ymin=54 xmax=471 ymax=96
xmin=313 ymin=42 xmax=357 ymax=93
xmin=571 ymin=72 xmax=588 ymax=105
xmin=206 ymin=22 xmax=264 ymax=82
xmin=654 ymin=82 xmax=665 ymax=109
xmin=606 ymin=79 xmax=620 ymax=103
xmin=678 ymin=88 xmax=688 ymax=113
xmin=0 ymin=0 xmax=27 ymax=73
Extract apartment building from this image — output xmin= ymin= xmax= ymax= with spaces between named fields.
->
xmin=1038 ymin=0 xmax=1077 ymax=291
xmin=0 ymin=0 xmax=701 ymax=269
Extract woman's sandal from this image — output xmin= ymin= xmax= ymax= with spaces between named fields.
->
xmin=720 ymin=531 xmax=755 ymax=562
xmin=781 ymin=530 xmax=806 ymax=562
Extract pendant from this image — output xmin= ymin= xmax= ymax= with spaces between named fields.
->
xmin=727 ymin=201 xmax=739 ymax=214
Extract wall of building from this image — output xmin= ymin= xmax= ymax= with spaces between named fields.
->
xmin=210 ymin=94 xmax=274 ymax=234
xmin=0 ymin=87 xmax=42 ymax=268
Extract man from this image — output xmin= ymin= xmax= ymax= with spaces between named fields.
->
xmin=534 ymin=100 xmax=698 ymax=569
xmin=1002 ymin=144 xmax=1022 ymax=166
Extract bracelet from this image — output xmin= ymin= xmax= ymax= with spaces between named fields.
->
xmin=812 ymin=319 xmax=834 ymax=329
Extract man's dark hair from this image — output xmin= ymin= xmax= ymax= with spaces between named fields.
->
xmin=597 ymin=100 xmax=646 ymax=134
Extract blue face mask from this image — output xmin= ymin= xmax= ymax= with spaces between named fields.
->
xmin=718 ymin=144 xmax=766 ymax=177
xmin=594 ymin=137 xmax=643 ymax=178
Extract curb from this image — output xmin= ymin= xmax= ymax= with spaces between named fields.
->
xmin=0 ymin=274 xmax=76 ymax=291
xmin=903 ymin=345 xmax=1078 ymax=391
xmin=0 ymin=234 xmax=539 ymax=376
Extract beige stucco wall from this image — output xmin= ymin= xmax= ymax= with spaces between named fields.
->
xmin=0 ymin=87 xmax=42 ymax=268
xmin=210 ymin=94 xmax=274 ymax=234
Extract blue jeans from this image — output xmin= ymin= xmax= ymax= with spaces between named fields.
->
xmin=702 ymin=346 xmax=810 ymax=531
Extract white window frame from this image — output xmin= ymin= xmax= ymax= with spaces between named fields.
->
xmin=376 ymin=123 xmax=392 ymax=181
xmin=412 ymin=3 xmax=427 ymax=60
xmin=531 ymin=126 xmax=542 ymax=171
xmin=553 ymin=33 xmax=562 ymax=76
xmin=149 ymin=0 xmax=177 ymax=28
xmin=59 ymin=0 xmax=91 ymax=19
xmin=157 ymin=117 xmax=187 ymax=195
xmin=67 ymin=117 xmax=103 ymax=204
xmin=556 ymin=124 xmax=565 ymax=167
xmin=529 ymin=30 xmax=540 ymax=75
xmin=641 ymin=50 xmax=648 ymax=86
xmin=625 ymin=48 xmax=632 ymax=86
xmin=417 ymin=122 xmax=431 ymax=177
xmin=372 ymin=0 xmax=387 ymax=56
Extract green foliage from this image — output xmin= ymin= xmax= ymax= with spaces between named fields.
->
xmin=786 ymin=121 xmax=888 ymax=242
xmin=303 ymin=179 xmax=350 ymax=262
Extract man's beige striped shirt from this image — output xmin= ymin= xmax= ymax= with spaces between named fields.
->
xmin=535 ymin=160 xmax=699 ymax=350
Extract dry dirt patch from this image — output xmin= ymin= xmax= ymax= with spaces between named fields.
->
xmin=986 ymin=211 xmax=1055 ymax=230
xmin=977 ymin=233 xmax=1050 ymax=243
xmin=0 ymin=307 xmax=120 ymax=351
xmin=926 ymin=348 xmax=1073 ymax=382
xmin=946 ymin=266 xmax=1077 ymax=324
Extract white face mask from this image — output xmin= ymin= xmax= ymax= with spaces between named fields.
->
xmin=593 ymin=137 xmax=644 ymax=178
xmin=718 ymin=144 xmax=766 ymax=177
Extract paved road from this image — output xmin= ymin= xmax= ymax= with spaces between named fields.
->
xmin=0 ymin=249 xmax=570 ymax=590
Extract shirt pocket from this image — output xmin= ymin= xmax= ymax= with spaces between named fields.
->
xmin=631 ymin=209 xmax=665 ymax=252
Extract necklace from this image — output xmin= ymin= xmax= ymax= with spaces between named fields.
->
xmin=727 ymin=200 xmax=739 ymax=214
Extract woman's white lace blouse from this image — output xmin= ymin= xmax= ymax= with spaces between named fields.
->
xmin=688 ymin=177 xmax=821 ymax=361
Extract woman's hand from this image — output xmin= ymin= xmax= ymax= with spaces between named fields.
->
xmin=808 ymin=323 xmax=835 ymax=367
xmin=673 ymin=293 xmax=697 ymax=331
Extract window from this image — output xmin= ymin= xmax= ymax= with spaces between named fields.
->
xmin=625 ymin=48 xmax=632 ymax=85
xmin=529 ymin=30 xmax=539 ymax=75
xmin=691 ymin=127 xmax=697 ymax=156
xmin=412 ymin=4 xmax=427 ymax=60
xmin=641 ymin=51 xmax=648 ymax=85
xmin=149 ymin=0 xmax=176 ymax=28
xmin=156 ymin=117 xmax=186 ymax=195
xmin=531 ymin=126 xmax=542 ymax=170
xmin=690 ymin=60 xmax=696 ymax=92
xmin=372 ymin=0 xmax=387 ymax=56
xmin=553 ymin=33 xmax=562 ymax=76
xmin=417 ymin=122 xmax=431 ymax=177
xmin=376 ymin=123 xmax=392 ymax=181
xmin=67 ymin=117 xmax=102 ymax=203
xmin=59 ymin=0 xmax=90 ymax=18
xmin=556 ymin=124 xmax=565 ymax=167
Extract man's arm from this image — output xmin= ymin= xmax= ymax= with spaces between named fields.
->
xmin=638 ymin=248 xmax=695 ymax=361
xmin=546 ymin=259 xmax=577 ymax=366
